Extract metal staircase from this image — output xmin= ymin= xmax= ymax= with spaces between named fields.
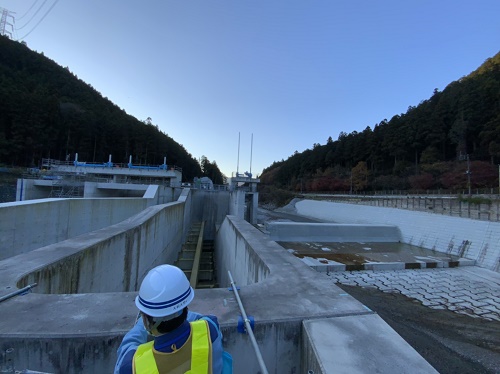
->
xmin=48 ymin=178 xmax=84 ymax=198
xmin=175 ymin=222 xmax=217 ymax=289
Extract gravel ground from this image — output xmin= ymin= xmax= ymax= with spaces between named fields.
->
xmin=336 ymin=284 xmax=500 ymax=374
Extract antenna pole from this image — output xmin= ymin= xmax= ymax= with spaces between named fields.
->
xmin=237 ymin=132 xmax=240 ymax=176
xmin=250 ymin=133 xmax=253 ymax=175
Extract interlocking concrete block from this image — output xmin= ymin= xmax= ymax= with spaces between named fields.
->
xmin=429 ymin=305 xmax=447 ymax=310
xmin=458 ymin=258 xmax=476 ymax=266
xmin=442 ymin=296 xmax=463 ymax=304
xmin=482 ymin=305 xmax=500 ymax=314
xmin=481 ymin=313 xmax=500 ymax=321
xmin=421 ymin=300 xmax=441 ymax=307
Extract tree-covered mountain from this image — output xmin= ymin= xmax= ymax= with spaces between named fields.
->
xmin=0 ymin=35 xmax=224 ymax=183
xmin=261 ymin=51 xmax=500 ymax=193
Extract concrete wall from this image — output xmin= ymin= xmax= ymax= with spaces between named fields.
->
xmin=84 ymin=182 xmax=180 ymax=204
xmin=0 ymin=198 xmax=149 ymax=261
xmin=83 ymin=182 xmax=147 ymax=198
xmin=326 ymin=195 xmax=500 ymax=222
xmin=0 ymin=193 xmax=198 ymax=373
xmin=178 ymin=188 xmax=194 ymax=243
xmin=14 ymin=202 xmax=185 ymax=293
xmin=229 ymin=189 xmax=245 ymax=220
xmin=16 ymin=178 xmax=49 ymax=200
xmin=17 ymin=179 xmax=181 ymax=204
xmin=267 ymin=222 xmax=402 ymax=242
xmin=215 ymin=216 xmax=271 ymax=287
xmin=293 ymin=199 xmax=500 ymax=272
xmin=190 ymin=190 xmax=230 ymax=240
xmin=213 ymin=216 xmax=376 ymax=374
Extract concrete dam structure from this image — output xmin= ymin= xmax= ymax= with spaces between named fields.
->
xmin=1 ymin=183 xmax=498 ymax=372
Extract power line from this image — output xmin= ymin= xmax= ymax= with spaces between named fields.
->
xmin=17 ymin=0 xmax=40 ymax=21
xmin=18 ymin=0 xmax=60 ymax=40
xmin=16 ymin=0 xmax=49 ymax=30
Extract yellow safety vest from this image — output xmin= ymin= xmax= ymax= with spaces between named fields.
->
xmin=133 ymin=320 xmax=212 ymax=374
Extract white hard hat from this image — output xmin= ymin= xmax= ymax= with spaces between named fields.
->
xmin=135 ymin=265 xmax=194 ymax=318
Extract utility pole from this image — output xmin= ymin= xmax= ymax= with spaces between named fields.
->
xmin=350 ymin=171 xmax=353 ymax=195
xmin=465 ymin=154 xmax=471 ymax=196
xmin=460 ymin=152 xmax=472 ymax=196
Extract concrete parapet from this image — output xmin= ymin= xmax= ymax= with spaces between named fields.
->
xmin=267 ymin=222 xmax=402 ymax=242
xmin=1 ymin=201 xmax=185 ymax=295
xmin=0 ymin=198 xmax=149 ymax=261
xmin=301 ymin=315 xmax=438 ymax=373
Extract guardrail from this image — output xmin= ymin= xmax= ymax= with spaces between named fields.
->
xmin=40 ymin=158 xmax=182 ymax=173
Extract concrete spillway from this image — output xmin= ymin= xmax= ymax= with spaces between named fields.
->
xmin=3 ymin=191 xmax=497 ymax=372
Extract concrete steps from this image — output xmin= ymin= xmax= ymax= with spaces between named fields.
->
xmin=175 ymin=226 xmax=217 ymax=289
xmin=197 ymin=241 xmax=217 ymax=289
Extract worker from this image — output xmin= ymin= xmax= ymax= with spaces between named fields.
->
xmin=114 ymin=264 xmax=224 ymax=373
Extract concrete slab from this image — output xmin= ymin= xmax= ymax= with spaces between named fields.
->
xmin=302 ymin=314 xmax=438 ymax=374
xmin=279 ymin=241 xmax=471 ymax=272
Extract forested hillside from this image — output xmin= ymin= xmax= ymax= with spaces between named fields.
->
xmin=261 ymin=51 xmax=500 ymax=193
xmin=0 ymin=35 xmax=224 ymax=183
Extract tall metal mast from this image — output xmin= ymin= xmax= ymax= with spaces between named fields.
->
xmin=0 ymin=8 xmax=15 ymax=39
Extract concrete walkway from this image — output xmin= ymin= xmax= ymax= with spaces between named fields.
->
xmin=328 ymin=266 xmax=500 ymax=321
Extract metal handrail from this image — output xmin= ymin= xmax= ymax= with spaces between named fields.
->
xmin=0 ymin=283 xmax=38 ymax=303
xmin=228 ymin=271 xmax=269 ymax=374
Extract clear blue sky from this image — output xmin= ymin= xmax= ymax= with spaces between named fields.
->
xmin=1 ymin=1 xmax=499 ymax=178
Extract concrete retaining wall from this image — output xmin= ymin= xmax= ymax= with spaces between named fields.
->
xmin=294 ymin=199 xmax=500 ymax=272
xmin=0 ymin=198 xmax=149 ymax=261
xmin=178 ymin=188 xmax=194 ymax=243
xmin=325 ymin=195 xmax=500 ymax=222
xmin=215 ymin=216 xmax=271 ymax=287
xmin=13 ymin=202 xmax=185 ymax=294
xmin=267 ymin=222 xmax=402 ymax=242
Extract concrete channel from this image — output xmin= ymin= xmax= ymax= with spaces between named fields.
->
xmin=1 ymin=191 xmax=498 ymax=373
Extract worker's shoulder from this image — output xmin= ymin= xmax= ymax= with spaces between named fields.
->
xmin=188 ymin=311 xmax=221 ymax=341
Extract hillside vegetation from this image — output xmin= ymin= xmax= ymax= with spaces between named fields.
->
xmin=261 ymin=51 xmax=500 ymax=194
xmin=0 ymin=35 xmax=224 ymax=183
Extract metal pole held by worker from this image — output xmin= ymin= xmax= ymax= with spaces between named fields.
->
xmin=228 ymin=271 xmax=269 ymax=374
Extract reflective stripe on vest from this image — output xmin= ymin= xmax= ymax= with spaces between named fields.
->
xmin=133 ymin=320 xmax=210 ymax=374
